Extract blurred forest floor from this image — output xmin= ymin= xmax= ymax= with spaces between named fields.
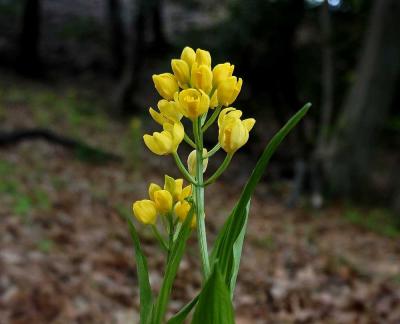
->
xmin=1 ymin=74 xmax=400 ymax=323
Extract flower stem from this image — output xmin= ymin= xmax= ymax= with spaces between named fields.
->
xmin=184 ymin=133 xmax=196 ymax=148
xmin=204 ymin=143 xmax=221 ymax=159
xmin=193 ymin=118 xmax=211 ymax=279
xmin=151 ymin=225 xmax=168 ymax=253
xmin=172 ymin=152 xmax=196 ymax=185
xmin=204 ymin=154 xmax=233 ymax=186
xmin=202 ymin=105 xmax=222 ymax=132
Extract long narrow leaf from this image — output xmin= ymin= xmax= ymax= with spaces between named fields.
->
xmin=211 ymin=103 xmax=311 ymax=291
xmin=151 ymin=208 xmax=195 ymax=323
xmin=229 ymin=201 xmax=249 ymax=297
xmin=191 ymin=263 xmax=235 ymax=324
xmin=125 ymin=216 xmax=153 ymax=324
xmin=167 ymin=295 xmax=199 ymax=324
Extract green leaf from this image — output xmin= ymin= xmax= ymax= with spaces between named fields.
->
xmin=191 ymin=263 xmax=235 ymax=324
xmin=151 ymin=207 xmax=195 ymax=323
xmin=167 ymin=295 xmax=199 ymax=324
xmin=125 ymin=216 xmax=153 ymax=324
xmin=229 ymin=202 xmax=249 ymax=297
xmin=211 ymin=103 xmax=311 ymax=292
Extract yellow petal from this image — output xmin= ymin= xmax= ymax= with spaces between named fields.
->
xmin=242 ymin=118 xmax=256 ymax=132
xmin=164 ymin=175 xmax=176 ymax=197
xmin=149 ymin=107 xmax=166 ymax=125
xmin=148 ymin=183 xmax=162 ymax=201
xmin=218 ymin=107 xmax=237 ymax=127
xmin=154 ymin=189 xmax=173 ymax=214
xmin=213 ymin=63 xmax=234 ymax=87
xmin=191 ymin=62 xmax=213 ymax=94
xmin=174 ymin=200 xmax=191 ymax=222
xmin=143 ymin=134 xmax=164 ymax=155
xmin=173 ymin=178 xmax=184 ymax=201
xmin=180 ymin=185 xmax=192 ymax=201
xmin=210 ymin=90 xmax=218 ymax=108
xmin=181 ymin=46 xmax=196 ymax=67
xmin=172 ymin=122 xmax=184 ymax=150
xmin=195 ymin=48 xmax=211 ymax=67
xmin=171 ymin=59 xmax=190 ymax=89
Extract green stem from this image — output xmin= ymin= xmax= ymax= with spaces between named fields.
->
xmin=173 ymin=222 xmax=182 ymax=242
xmin=202 ymin=105 xmax=222 ymax=132
xmin=204 ymin=154 xmax=233 ymax=186
xmin=151 ymin=225 xmax=168 ymax=252
xmin=204 ymin=143 xmax=221 ymax=159
xmin=166 ymin=212 xmax=174 ymax=262
xmin=184 ymin=133 xmax=196 ymax=148
xmin=172 ymin=152 xmax=196 ymax=185
xmin=193 ymin=118 xmax=211 ymax=279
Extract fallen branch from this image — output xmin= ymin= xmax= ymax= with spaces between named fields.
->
xmin=0 ymin=128 xmax=122 ymax=162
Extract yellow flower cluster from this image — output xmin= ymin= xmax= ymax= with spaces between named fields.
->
xmin=132 ymin=175 xmax=195 ymax=227
xmin=144 ymin=46 xmax=252 ymax=155
xmin=134 ymin=46 xmax=255 ymax=236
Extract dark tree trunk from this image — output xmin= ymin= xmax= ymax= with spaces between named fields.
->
xmin=327 ymin=0 xmax=400 ymax=197
xmin=107 ymin=0 xmax=126 ymax=77
xmin=151 ymin=0 xmax=167 ymax=48
xmin=112 ymin=0 xmax=146 ymax=115
xmin=310 ymin=0 xmax=334 ymax=208
xmin=17 ymin=0 xmax=42 ymax=76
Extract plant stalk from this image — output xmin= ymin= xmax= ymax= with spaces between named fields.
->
xmin=193 ymin=118 xmax=211 ymax=279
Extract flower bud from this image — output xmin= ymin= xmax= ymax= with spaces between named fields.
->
xmin=195 ymin=48 xmax=211 ymax=67
xmin=191 ymin=62 xmax=213 ymax=94
xmin=152 ymin=73 xmax=179 ymax=100
xmin=133 ymin=200 xmax=157 ymax=225
xmin=153 ymin=189 xmax=173 ymax=214
xmin=187 ymin=149 xmax=208 ymax=176
xmin=213 ymin=63 xmax=234 ymax=87
xmin=181 ymin=46 xmax=196 ymax=67
xmin=217 ymin=76 xmax=243 ymax=106
xmin=176 ymin=88 xmax=210 ymax=120
xmin=171 ymin=59 xmax=190 ymax=89
xmin=143 ymin=122 xmax=184 ymax=155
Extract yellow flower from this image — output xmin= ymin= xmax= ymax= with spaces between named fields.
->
xmin=133 ymin=200 xmax=157 ymax=225
xmin=152 ymin=73 xmax=179 ymax=100
xmin=217 ymin=76 xmax=243 ymax=106
xmin=213 ymin=63 xmax=234 ymax=87
xmin=149 ymin=99 xmax=182 ymax=125
xmin=176 ymin=88 xmax=210 ymax=120
xmin=143 ymin=121 xmax=184 ymax=155
xmin=195 ymin=48 xmax=211 ymax=67
xmin=181 ymin=46 xmax=196 ymax=68
xmin=171 ymin=59 xmax=190 ymax=89
xmin=191 ymin=62 xmax=213 ymax=94
xmin=187 ymin=149 xmax=208 ymax=176
xmin=174 ymin=200 xmax=196 ymax=228
xmin=153 ymin=189 xmax=173 ymax=214
xmin=218 ymin=108 xmax=256 ymax=153
xmin=164 ymin=175 xmax=191 ymax=202
xmin=148 ymin=183 xmax=162 ymax=201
